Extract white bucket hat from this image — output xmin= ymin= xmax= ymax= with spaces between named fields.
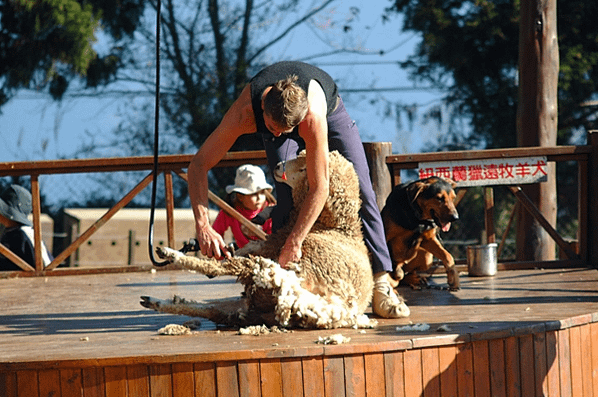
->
xmin=226 ymin=164 xmax=273 ymax=195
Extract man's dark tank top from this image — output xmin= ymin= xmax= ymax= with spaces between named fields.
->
xmin=250 ymin=61 xmax=338 ymax=135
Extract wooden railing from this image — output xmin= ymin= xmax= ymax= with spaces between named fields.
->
xmin=0 ymin=151 xmax=267 ymax=276
xmin=2 ymin=137 xmax=597 ymax=276
xmin=385 ymin=142 xmax=598 ymax=270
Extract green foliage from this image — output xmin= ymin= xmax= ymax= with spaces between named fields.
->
xmin=0 ymin=0 xmax=99 ymax=100
xmin=386 ymin=0 xmax=594 ymax=254
xmin=386 ymin=0 xmax=598 ymax=148
xmin=388 ymin=0 xmax=520 ymax=148
xmin=0 ymin=0 xmax=145 ymax=103
xmin=133 ymin=0 xmax=332 ymax=152
xmin=90 ymin=0 xmax=145 ymax=39
xmin=45 ymin=0 xmax=97 ymax=72
xmin=85 ymin=53 xmax=121 ymax=87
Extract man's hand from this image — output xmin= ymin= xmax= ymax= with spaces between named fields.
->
xmin=278 ymin=239 xmax=302 ymax=268
xmin=197 ymin=224 xmax=232 ymax=259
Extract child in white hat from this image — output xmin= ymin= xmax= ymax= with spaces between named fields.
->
xmin=211 ymin=165 xmax=275 ymax=249
xmin=0 ymin=184 xmax=54 ymax=271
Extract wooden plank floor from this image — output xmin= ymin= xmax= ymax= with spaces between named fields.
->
xmin=1 ymin=266 xmax=598 ymax=370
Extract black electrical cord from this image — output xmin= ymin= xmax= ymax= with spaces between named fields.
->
xmin=149 ymin=0 xmax=203 ymax=266
xmin=148 ymin=0 xmax=169 ymax=266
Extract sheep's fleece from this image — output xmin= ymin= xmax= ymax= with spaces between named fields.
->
xmin=141 ymin=150 xmax=376 ymax=329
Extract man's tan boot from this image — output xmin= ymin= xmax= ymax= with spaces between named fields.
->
xmin=372 ymin=272 xmax=410 ymax=318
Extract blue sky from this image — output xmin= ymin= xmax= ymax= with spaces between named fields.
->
xmin=0 ymin=1 xmax=446 ymax=165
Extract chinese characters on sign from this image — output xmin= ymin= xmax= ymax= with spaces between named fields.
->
xmin=418 ymin=157 xmax=548 ymax=187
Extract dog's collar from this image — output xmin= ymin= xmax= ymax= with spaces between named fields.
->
xmin=419 ymin=218 xmax=436 ymax=230
xmin=405 ymin=219 xmax=436 ymax=248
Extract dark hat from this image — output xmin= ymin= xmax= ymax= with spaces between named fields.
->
xmin=0 ymin=185 xmax=32 ymax=226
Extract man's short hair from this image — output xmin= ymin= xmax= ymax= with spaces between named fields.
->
xmin=263 ymin=75 xmax=308 ymax=130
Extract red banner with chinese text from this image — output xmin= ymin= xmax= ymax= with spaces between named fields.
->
xmin=417 ymin=157 xmax=548 ymax=187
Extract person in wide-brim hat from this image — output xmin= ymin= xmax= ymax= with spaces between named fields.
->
xmin=0 ymin=184 xmax=54 ymax=271
xmin=211 ymin=164 xmax=274 ymax=250
xmin=225 ymin=164 xmax=273 ymax=195
xmin=0 ymin=184 xmax=33 ymax=227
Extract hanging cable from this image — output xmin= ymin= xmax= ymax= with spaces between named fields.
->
xmin=148 ymin=0 xmax=169 ymax=266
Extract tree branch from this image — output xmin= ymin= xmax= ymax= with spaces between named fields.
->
xmin=235 ymin=0 xmax=253 ymax=95
xmin=248 ymin=0 xmax=337 ymax=63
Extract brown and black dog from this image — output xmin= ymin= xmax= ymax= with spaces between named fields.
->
xmin=381 ymin=176 xmax=460 ymax=291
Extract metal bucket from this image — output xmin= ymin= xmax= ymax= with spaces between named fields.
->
xmin=466 ymin=243 xmax=497 ymax=276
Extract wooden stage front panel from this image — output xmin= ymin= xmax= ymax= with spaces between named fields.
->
xmin=1 ymin=267 xmax=598 ymax=396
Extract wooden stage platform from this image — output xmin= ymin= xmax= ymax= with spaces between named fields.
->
xmin=1 ymin=266 xmax=598 ymax=396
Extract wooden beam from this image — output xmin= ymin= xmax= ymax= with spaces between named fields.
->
xmin=163 ymin=172 xmax=175 ymax=248
xmin=363 ymin=142 xmax=393 ymax=210
xmin=0 ymin=151 xmax=268 ymax=177
xmin=484 ymin=187 xmax=495 ymax=244
xmin=587 ymin=130 xmax=598 ymax=268
xmin=508 ymin=186 xmax=577 ymax=260
xmin=30 ymin=176 xmax=43 ymax=272
xmin=0 ymin=241 xmax=35 ymax=272
xmin=516 ymin=0 xmax=559 ymax=261
xmin=385 ymin=145 xmax=590 ymax=166
xmin=46 ymin=173 xmax=154 ymax=270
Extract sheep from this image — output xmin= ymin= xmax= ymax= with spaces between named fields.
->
xmin=140 ymin=150 xmax=376 ymax=329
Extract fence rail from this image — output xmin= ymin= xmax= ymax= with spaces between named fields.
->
xmin=1 ymin=140 xmax=597 ymax=276
xmin=0 ymin=151 xmax=267 ymax=276
xmin=385 ymin=143 xmax=596 ymax=269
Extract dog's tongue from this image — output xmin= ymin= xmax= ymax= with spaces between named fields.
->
xmin=442 ymin=222 xmax=451 ymax=232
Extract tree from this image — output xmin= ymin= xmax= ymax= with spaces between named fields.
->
xmin=2 ymin=0 xmax=413 ymax=208
xmin=6 ymin=0 xmax=395 ymax=207
xmin=132 ymin=0 xmax=338 ymax=152
xmin=385 ymin=0 xmax=598 ymax=149
xmin=385 ymin=0 xmax=598 ymax=261
xmin=516 ymin=0 xmax=558 ymax=261
xmin=0 ymin=0 xmax=145 ymax=108
xmin=69 ymin=0 xmax=383 ymax=192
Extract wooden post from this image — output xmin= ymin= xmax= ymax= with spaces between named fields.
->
xmin=30 ymin=175 xmax=44 ymax=272
xmin=516 ymin=0 xmax=559 ymax=261
xmin=578 ymin=138 xmax=589 ymax=263
xmin=484 ymin=187 xmax=495 ymax=244
xmin=127 ymin=230 xmax=136 ymax=266
xmin=588 ymin=130 xmax=598 ymax=268
xmin=163 ymin=172 xmax=175 ymax=248
xmin=363 ymin=142 xmax=393 ymax=210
